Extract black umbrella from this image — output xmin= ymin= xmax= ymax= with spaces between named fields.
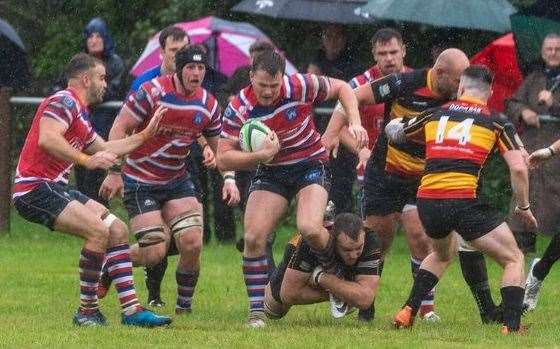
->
xmin=0 ymin=18 xmax=30 ymax=89
xmin=232 ymin=0 xmax=372 ymax=24
xmin=510 ymin=0 xmax=560 ymax=74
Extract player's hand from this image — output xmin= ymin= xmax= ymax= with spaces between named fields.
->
xmin=85 ymin=150 xmax=117 ymax=170
xmin=139 ymin=104 xmax=167 ymax=140
xmin=202 ymin=145 xmax=216 ymax=169
xmin=258 ymin=131 xmax=280 ymax=164
xmin=99 ymin=172 xmax=124 ymax=200
xmin=356 ymin=147 xmax=371 ymax=172
xmin=514 ymin=206 xmax=538 ymax=231
xmin=528 ymin=147 xmax=554 ymax=168
xmin=321 ymin=132 xmax=340 ymax=159
xmin=310 ymin=266 xmax=325 ymax=287
xmin=538 ymin=90 xmax=554 ymax=108
xmin=521 ymin=108 xmax=540 ymax=128
xmin=348 ymin=122 xmax=368 ymax=150
xmin=222 ymin=180 xmax=240 ymax=206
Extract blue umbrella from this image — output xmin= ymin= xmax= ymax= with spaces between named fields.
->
xmin=0 ymin=18 xmax=30 ymax=89
xmin=232 ymin=0 xmax=372 ymax=24
xmin=359 ymin=0 xmax=517 ymax=33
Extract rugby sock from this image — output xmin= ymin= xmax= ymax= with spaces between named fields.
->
xmin=243 ymin=255 xmax=269 ymax=313
xmin=533 ymin=233 xmax=560 ymax=281
xmin=458 ymin=250 xmax=497 ymax=322
xmin=411 ymin=257 xmax=436 ymax=316
xmin=106 ymin=244 xmax=141 ymax=315
xmin=500 ymin=286 xmax=524 ymax=331
xmin=78 ymin=248 xmax=105 ymax=315
xmin=176 ymin=270 xmax=199 ymax=312
xmin=145 ymin=257 xmax=168 ymax=301
xmin=405 ymin=269 xmax=439 ymax=315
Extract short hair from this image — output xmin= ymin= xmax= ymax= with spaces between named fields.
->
xmin=64 ymin=53 xmax=103 ymax=80
xmin=249 ymin=41 xmax=275 ymax=57
xmin=332 ymin=213 xmax=364 ymax=241
xmin=251 ymin=50 xmax=285 ymax=76
xmin=460 ymin=65 xmax=493 ymax=93
xmin=159 ymin=26 xmax=188 ymax=49
xmin=371 ymin=27 xmax=403 ymax=48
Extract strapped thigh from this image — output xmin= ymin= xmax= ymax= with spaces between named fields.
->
xmin=169 ymin=212 xmax=203 ymax=238
xmin=134 ymin=225 xmax=167 ymax=248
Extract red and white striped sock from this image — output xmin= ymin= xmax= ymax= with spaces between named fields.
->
xmin=106 ymin=244 xmax=140 ymax=315
xmin=78 ymin=248 xmax=105 ymax=315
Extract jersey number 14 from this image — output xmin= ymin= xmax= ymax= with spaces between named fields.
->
xmin=435 ymin=116 xmax=474 ymax=145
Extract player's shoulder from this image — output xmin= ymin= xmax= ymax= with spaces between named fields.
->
xmin=48 ymin=90 xmax=80 ymax=113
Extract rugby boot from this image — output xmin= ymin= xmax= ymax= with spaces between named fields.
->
xmin=73 ymin=309 xmax=107 ymax=326
xmin=121 ymin=307 xmax=172 ymax=327
xmin=393 ymin=306 xmax=415 ymax=329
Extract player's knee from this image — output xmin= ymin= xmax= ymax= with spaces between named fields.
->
xmin=134 ymin=225 xmax=167 ymax=249
xmin=244 ymin=230 xmax=267 ymax=253
xmin=88 ymin=222 xmax=110 ymax=246
xmin=108 ymin=218 xmax=128 ymax=241
xmin=176 ymin=232 xmax=203 ymax=256
xmin=297 ymin=221 xmax=322 ymax=244
xmin=170 ymin=212 xmax=203 ymax=254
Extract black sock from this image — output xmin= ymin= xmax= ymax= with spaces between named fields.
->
xmin=358 ymin=299 xmax=375 ymax=322
xmin=458 ymin=250 xmax=497 ymax=321
xmin=500 ymin=286 xmax=524 ymax=331
xmin=405 ymin=269 xmax=439 ymax=314
xmin=145 ymin=257 xmax=168 ymax=300
xmin=533 ymin=233 xmax=560 ymax=281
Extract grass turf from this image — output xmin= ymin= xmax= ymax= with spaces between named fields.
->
xmin=1 ymin=212 xmax=559 ymax=348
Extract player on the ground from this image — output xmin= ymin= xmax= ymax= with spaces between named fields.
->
xmin=99 ymin=45 xmax=240 ymax=315
xmin=264 ymin=212 xmax=381 ymax=322
xmin=217 ymin=50 xmax=367 ymax=327
xmin=328 ymin=48 xmax=470 ymax=321
xmin=386 ymin=65 xmax=537 ymax=334
xmin=12 ymin=53 xmax=171 ymax=327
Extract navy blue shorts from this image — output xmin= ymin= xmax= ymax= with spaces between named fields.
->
xmin=249 ymin=161 xmax=331 ymax=202
xmin=123 ymin=175 xmax=198 ymax=218
xmin=13 ymin=182 xmax=90 ymax=230
xmin=362 ymin=165 xmax=419 ymax=217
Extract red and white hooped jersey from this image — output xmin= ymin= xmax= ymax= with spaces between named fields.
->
xmin=13 ymin=88 xmax=97 ymax=198
xmin=221 ymin=73 xmax=331 ymax=166
xmin=122 ymin=75 xmax=221 ymax=184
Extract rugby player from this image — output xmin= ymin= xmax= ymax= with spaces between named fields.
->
xmin=12 ymin=53 xmax=171 ymax=327
xmin=217 ymin=50 xmax=367 ymax=327
xmin=99 ymin=45 xmax=239 ymax=315
xmin=264 ymin=212 xmax=381 ymax=321
xmin=328 ymin=48 xmax=470 ymax=321
xmin=386 ymin=65 xmax=537 ymax=334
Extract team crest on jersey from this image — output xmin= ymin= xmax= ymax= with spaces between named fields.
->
xmin=136 ymin=88 xmax=146 ymax=101
xmin=62 ymin=96 xmax=75 ymax=109
xmin=285 ymin=107 xmax=297 ymax=121
xmin=379 ymin=84 xmax=390 ymax=97
xmin=224 ymin=107 xmax=235 ymax=119
xmin=192 ymin=112 xmax=204 ymax=125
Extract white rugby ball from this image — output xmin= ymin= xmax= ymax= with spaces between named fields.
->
xmin=239 ymin=120 xmax=271 ymax=152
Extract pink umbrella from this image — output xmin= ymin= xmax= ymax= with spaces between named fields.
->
xmin=131 ymin=16 xmax=297 ymax=77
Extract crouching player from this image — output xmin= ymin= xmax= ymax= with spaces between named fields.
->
xmin=12 ymin=53 xmax=171 ymax=327
xmin=264 ymin=213 xmax=381 ymax=321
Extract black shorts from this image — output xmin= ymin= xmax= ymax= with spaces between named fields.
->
xmin=362 ymin=165 xmax=419 ymax=217
xmin=123 ymin=175 xmax=198 ymax=218
xmin=13 ymin=182 xmax=90 ymax=230
xmin=249 ymin=161 xmax=331 ymax=202
xmin=417 ymin=198 xmax=503 ymax=241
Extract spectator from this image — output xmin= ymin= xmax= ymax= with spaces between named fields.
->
xmin=307 ymin=24 xmax=364 ymax=215
xmin=505 ymin=33 xmax=560 ymax=254
xmin=75 ymin=17 xmax=125 ymax=205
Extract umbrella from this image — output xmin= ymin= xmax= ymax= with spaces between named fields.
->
xmin=470 ymin=33 xmax=523 ymax=112
xmin=232 ymin=0 xmax=372 ymax=24
xmin=131 ymin=16 xmax=297 ymax=78
xmin=359 ymin=0 xmax=517 ymax=33
xmin=510 ymin=0 xmax=560 ymax=74
xmin=0 ymin=18 xmax=30 ymax=89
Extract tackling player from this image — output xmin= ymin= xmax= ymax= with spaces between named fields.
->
xmin=217 ymin=50 xmax=367 ymax=327
xmin=12 ymin=53 xmax=171 ymax=327
xmin=386 ymin=65 xmax=537 ymax=334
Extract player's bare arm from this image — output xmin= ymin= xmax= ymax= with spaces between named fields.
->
xmin=206 ymin=135 xmax=240 ymax=206
xmin=315 ymin=272 xmax=378 ymax=310
xmin=216 ymin=132 xmax=280 ymax=171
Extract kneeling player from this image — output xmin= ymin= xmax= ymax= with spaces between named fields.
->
xmin=264 ymin=213 xmax=381 ymax=321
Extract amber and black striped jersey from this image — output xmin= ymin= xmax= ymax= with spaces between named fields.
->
xmin=369 ymin=68 xmax=448 ymax=178
xmin=402 ymin=96 xmax=523 ymax=199
xmin=282 ymin=231 xmax=381 ymax=277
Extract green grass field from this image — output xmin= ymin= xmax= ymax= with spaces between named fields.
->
xmin=1 ymin=212 xmax=559 ymax=348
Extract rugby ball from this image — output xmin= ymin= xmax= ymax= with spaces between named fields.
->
xmin=239 ymin=120 xmax=271 ymax=152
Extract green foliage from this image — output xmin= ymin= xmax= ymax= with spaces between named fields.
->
xmin=480 ymin=154 xmax=512 ymax=214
